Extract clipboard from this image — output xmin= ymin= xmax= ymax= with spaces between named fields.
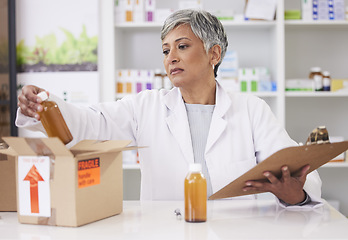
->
xmin=209 ymin=141 xmax=348 ymax=200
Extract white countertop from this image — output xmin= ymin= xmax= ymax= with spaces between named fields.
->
xmin=1 ymin=199 xmax=348 ymax=239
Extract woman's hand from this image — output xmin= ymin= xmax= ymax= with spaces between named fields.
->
xmin=18 ymin=85 xmax=48 ymax=120
xmin=243 ymin=164 xmax=311 ymax=205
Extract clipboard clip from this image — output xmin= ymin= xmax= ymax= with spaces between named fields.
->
xmin=305 ymin=126 xmax=330 ymax=145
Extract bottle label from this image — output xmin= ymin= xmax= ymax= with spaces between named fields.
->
xmin=323 ymin=77 xmax=331 ymax=91
xmin=314 ymin=75 xmax=323 ymax=90
xmin=323 ymin=77 xmax=330 ymax=87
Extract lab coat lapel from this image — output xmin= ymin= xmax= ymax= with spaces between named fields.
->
xmin=205 ymin=83 xmax=230 ymax=154
xmin=164 ymin=88 xmax=194 ymax=164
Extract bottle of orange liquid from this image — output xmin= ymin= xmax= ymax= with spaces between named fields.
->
xmin=37 ymin=92 xmax=73 ymax=145
xmin=185 ymin=163 xmax=207 ymax=222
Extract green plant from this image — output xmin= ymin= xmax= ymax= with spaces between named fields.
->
xmin=59 ymin=25 xmax=98 ymax=64
xmin=16 ymin=25 xmax=98 ymax=66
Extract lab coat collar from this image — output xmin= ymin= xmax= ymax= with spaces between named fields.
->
xmin=205 ymin=81 xmax=230 ymax=154
xmin=163 ymin=82 xmax=231 ymax=163
xmin=164 ymin=88 xmax=194 ymax=164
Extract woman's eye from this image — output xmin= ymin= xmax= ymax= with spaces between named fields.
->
xmin=179 ymin=44 xmax=188 ymax=50
xmin=162 ymin=49 xmax=169 ymax=55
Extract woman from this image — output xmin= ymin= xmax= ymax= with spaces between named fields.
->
xmin=17 ymin=9 xmax=322 ymax=207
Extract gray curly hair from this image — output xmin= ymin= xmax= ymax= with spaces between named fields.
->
xmin=161 ymin=9 xmax=228 ymax=78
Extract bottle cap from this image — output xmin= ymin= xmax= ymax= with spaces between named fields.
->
xmin=189 ymin=163 xmax=202 ymax=172
xmin=310 ymin=67 xmax=321 ymax=72
xmin=322 ymin=71 xmax=330 ymax=77
xmin=37 ymin=91 xmax=48 ymax=101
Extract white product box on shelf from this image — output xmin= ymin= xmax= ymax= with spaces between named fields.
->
xmin=302 ymin=0 xmax=313 ymax=20
xmin=145 ymin=0 xmax=156 ymax=22
xmin=217 ymin=50 xmax=238 ymax=79
xmin=178 ymin=0 xmax=203 ymax=10
xmin=134 ymin=0 xmax=145 ymax=22
xmin=155 ymin=8 xmax=173 ymax=23
xmin=285 ymin=79 xmax=314 ymax=91
xmin=115 ymin=0 xmax=134 ymax=23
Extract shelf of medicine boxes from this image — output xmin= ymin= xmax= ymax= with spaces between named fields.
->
xmin=116 ymin=90 xmax=279 ymax=101
xmin=285 ymin=91 xmax=348 ymax=97
xmin=240 ymin=91 xmax=278 ymax=98
xmin=115 ymin=20 xmax=278 ymax=99
xmin=284 ymin=20 xmax=348 ymax=98
xmin=285 ymin=20 xmax=348 ymax=27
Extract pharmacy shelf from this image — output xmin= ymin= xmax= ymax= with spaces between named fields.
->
xmin=123 ymin=164 xmax=140 ymax=170
xmin=117 ymin=91 xmax=278 ymax=101
xmin=115 ymin=20 xmax=276 ymax=30
xmin=285 ymin=20 xmax=348 ymax=26
xmin=285 ymin=91 xmax=348 ymax=97
xmin=237 ymin=91 xmax=278 ymax=98
xmin=221 ymin=20 xmax=276 ymax=29
xmin=115 ymin=22 xmax=162 ymax=29
xmin=252 ymin=91 xmax=278 ymax=97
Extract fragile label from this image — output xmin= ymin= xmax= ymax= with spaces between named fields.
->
xmin=78 ymin=158 xmax=100 ymax=188
xmin=18 ymin=156 xmax=51 ymax=217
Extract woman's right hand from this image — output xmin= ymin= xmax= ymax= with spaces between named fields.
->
xmin=18 ymin=85 xmax=48 ymax=120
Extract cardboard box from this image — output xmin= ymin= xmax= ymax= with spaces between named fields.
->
xmin=0 ymin=137 xmax=133 ymax=227
xmin=0 ymin=144 xmax=17 ymax=211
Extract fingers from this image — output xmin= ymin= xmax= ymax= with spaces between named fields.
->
xmin=243 ymin=179 xmax=272 ymax=193
xmin=17 ymin=85 xmax=47 ymax=120
xmin=297 ymin=164 xmax=310 ymax=182
xmin=299 ymin=164 xmax=310 ymax=177
xmin=243 ymin=165 xmax=310 ymax=204
xmin=264 ymin=170 xmax=281 ymax=184
xmin=244 ymin=170 xmax=280 ymax=192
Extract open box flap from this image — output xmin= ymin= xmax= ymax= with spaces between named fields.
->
xmin=70 ymin=140 xmax=133 ymax=156
xmin=0 ymin=147 xmax=17 ymax=157
xmin=1 ymin=137 xmax=72 ymax=157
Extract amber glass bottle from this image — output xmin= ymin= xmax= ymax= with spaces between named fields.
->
xmin=184 ymin=163 xmax=207 ymax=222
xmin=37 ymin=92 xmax=73 ymax=145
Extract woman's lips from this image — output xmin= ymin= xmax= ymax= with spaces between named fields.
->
xmin=170 ymin=68 xmax=184 ymax=75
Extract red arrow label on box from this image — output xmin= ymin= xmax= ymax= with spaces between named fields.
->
xmin=23 ymin=165 xmax=44 ymax=213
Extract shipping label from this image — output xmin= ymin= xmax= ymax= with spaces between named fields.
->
xmin=18 ymin=156 xmax=51 ymax=217
xmin=78 ymin=158 xmax=100 ymax=188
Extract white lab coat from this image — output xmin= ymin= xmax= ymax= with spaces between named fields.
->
xmin=16 ymin=82 xmax=322 ymax=207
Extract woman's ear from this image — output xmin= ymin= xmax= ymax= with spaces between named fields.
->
xmin=210 ymin=44 xmax=222 ymax=66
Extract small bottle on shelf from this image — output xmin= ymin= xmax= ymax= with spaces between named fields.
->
xmin=154 ymin=69 xmax=163 ymax=89
xmin=184 ymin=163 xmax=207 ymax=223
xmin=322 ymin=71 xmax=331 ymax=92
xmin=309 ymin=67 xmax=323 ymax=91
xmin=37 ymin=92 xmax=73 ymax=145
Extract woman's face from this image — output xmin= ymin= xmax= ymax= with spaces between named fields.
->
xmin=162 ymin=24 xmax=214 ymax=89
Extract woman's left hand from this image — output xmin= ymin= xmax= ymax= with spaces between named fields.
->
xmin=243 ymin=164 xmax=311 ymax=205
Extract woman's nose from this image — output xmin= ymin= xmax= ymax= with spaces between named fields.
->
xmin=166 ymin=50 xmax=178 ymax=64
